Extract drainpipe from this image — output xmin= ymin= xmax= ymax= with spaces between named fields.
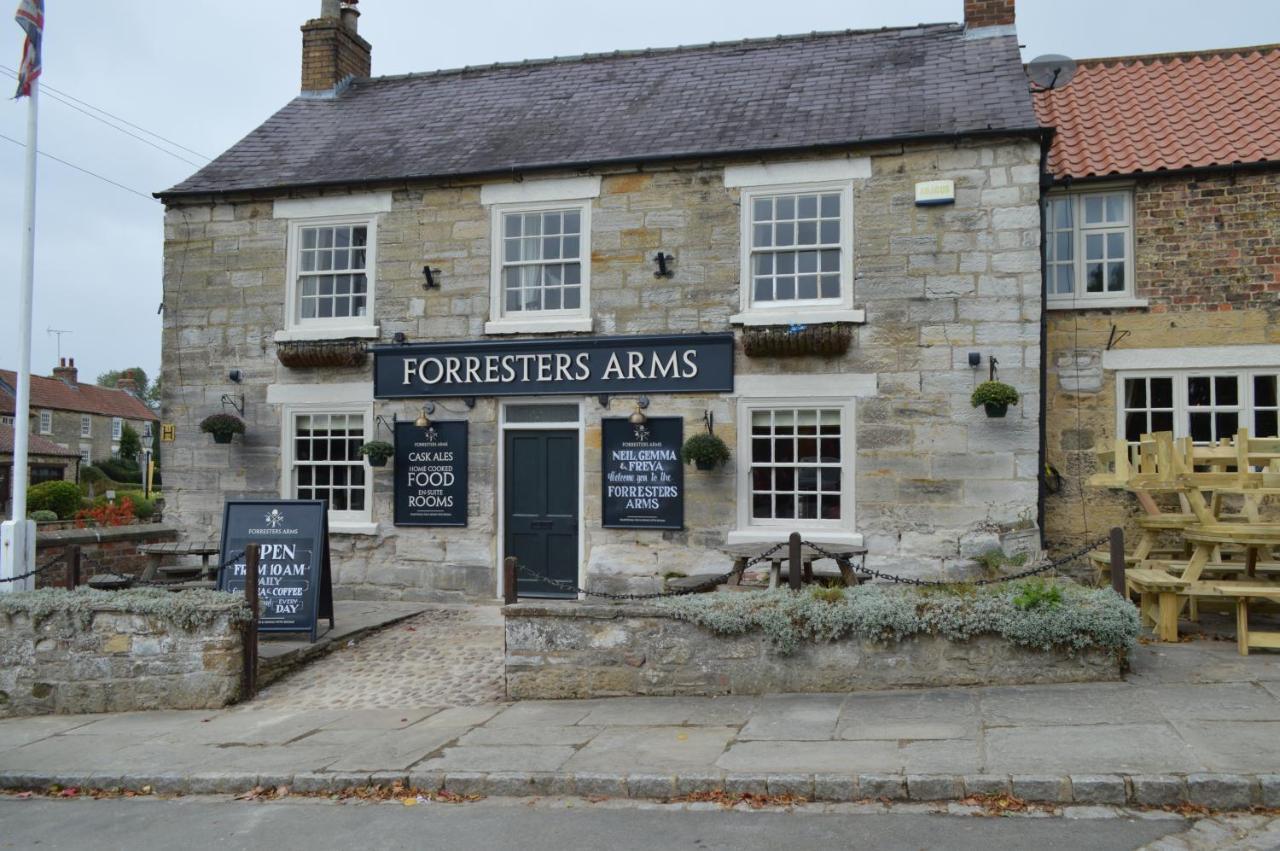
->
xmin=1036 ymin=129 xmax=1054 ymax=546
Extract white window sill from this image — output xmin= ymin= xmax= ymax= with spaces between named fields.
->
xmin=329 ymin=520 xmax=379 ymax=536
xmin=730 ymin=308 xmax=866 ymax=327
xmin=1047 ymin=297 xmax=1148 ymax=311
xmin=274 ymin=325 xmax=380 ymax=343
xmin=726 ymin=529 xmax=864 ymax=547
xmin=484 ymin=316 xmax=594 ymax=335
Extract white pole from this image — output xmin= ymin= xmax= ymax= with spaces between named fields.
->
xmin=12 ymin=83 xmax=38 ymax=527
xmin=2 ymin=81 xmax=39 ymax=589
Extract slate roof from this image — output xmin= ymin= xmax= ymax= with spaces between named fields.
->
xmin=0 ymin=425 xmax=81 ymax=459
xmin=0 ymin=370 xmax=158 ymax=421
xmin=161 ymin=24 xmax=1039 ymax=198
xmin=1034 ymin=44 xmax=1280 ymax=180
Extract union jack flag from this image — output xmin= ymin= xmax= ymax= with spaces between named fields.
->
xmin=13 ymin=0 xmax=42 ymax=98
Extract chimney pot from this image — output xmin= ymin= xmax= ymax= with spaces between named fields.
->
xmin=320 ymin=0 xmax=340 ymax=18
xmin=340 ymin=1 xmax=359 ymax=33
xmin=964 ymin=0 xmax=1015 ymax=31
xmin=52 ymin=357 xmax=78 ymax=385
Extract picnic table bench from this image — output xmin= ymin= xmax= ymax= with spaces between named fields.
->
xmin=721 ymin=538 xmax=868 ymax=589
xmin=139 ymin=542 xmax=220 ymax=584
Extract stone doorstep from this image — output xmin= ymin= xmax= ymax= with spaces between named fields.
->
xmin=4 ymin=771 xmax=1274 ymax=810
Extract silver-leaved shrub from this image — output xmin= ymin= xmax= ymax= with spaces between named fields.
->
xmin=654 ymin=580 xmax=1139 ymax=655
xmin=0 ymin=587 xmax=251 ymax=631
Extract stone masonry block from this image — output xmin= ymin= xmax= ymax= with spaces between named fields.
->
xmin=906 ymin=775 xmax=964 ymax=801
xmin=1186 ymin=773 xmax=1256 ymax=810
xmin=675 ymin=772 xmax=725 ymax=795
xmin=962 ymin=775 xmax=1011 ymax=797
xmin=572 ymin=772 xmax=628 ymax=799
xmin=1069 ymin=775 xmax=1127 ymax=805
xmin=1260 ymin=775 xmax=1280 ymax=808
xmin=723 ymin=773 xmax=769 ymax=797
xmin=1129 ymin=775 xmax=1187 ymax=807
xmin=627 ymin=773 xmax=676 ymax=799
xmin=442 ymin=771 xmax=489 ymax=796
xmin=813 ymin=774 xmax=858 ymax=802
xmin=1011 ymin=775 xmax=1070 ymax=803
xmin=767 ymin=774 xmax=814 ymax=799
xmin=859 ymin=774 xmax=907 ymax=800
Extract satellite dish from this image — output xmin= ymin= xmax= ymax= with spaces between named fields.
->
xmin=1026 ymin=54 xmax=1077 ymax=91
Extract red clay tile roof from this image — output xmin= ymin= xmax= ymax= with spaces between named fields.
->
xmin=0 ymin=425 xmax=81 ymax=458
xmin=0 ymin=369 xmax=157 ymax=421
xmin=1033 ymin=44 xmax=1280 ymax=180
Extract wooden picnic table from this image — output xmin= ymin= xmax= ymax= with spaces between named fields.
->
xmin=721 ymin=539 xmax=868 ymax=589
xmin=139 ymin=542 xmax=220 ymax=583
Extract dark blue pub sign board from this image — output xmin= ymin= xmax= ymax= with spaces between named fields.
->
xmin=371 ymin=332 xmax=734 ymax=399
xmin=394 ymin=420 xmax=468 ymax=527
xmin=219 ymin=500 xmax=334 ymax=642
xmin=602 ymin=417 xmax=684 ymax=530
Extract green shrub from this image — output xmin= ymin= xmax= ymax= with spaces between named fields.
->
xmin=114 ymin=490 xmax=156 ymax=521
xmin=970 ymin=381 xmax=1019 ymax=408
xmin=680 ymin=433 xmax=731 ymax=468
xmin=655 ymin=579 xmax=1138 ymax=656
xmin=94 ymin=458 xmax=142 ymax=484
xmin=29 ymin=509 xmax=58 ymax=522
xmin=810 ymin=586 xmax=846 ymax=604
xmin=0 ymin=587 xmax=250 ymax=630
xmin=79 ymin=465 xmax=107 ymax=485
xmin=27 ymin=480 xmax=83 ymax=519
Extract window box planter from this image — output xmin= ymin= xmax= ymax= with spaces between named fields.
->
xmin=275 ymin=339 xmax=369 ymax=369
xmin=741 ymin=323 xmax=853 ymax=358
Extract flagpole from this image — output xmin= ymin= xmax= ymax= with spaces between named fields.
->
xmin=2 ymin=79 xmax=37 ymax=588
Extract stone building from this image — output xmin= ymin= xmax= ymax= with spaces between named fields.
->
xmin=0 ymin=359 xmax=158 ymax=470
xmin=0 ymin=426 xmax=80 ymax=517
xmin=1035 ymin=45 xmax=1280 ymax=553
xmin=157 ymin=0 xmax=1044 ymax=600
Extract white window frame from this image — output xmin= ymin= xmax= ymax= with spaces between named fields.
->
xmin=485 ymin=200 xmax=594 ymax=335
xmin=272 ymin=192 xmax=390 ymax=342
xmin=80 ymin=415 xmax=91 ymax=438
xmin=1114 ymin=368 xmax=1280 ymax=444
xmin=0 ymin=415 xmax=13 ymax=426
xmin=79 ymin=444 xmax=91 ymax=464
xmin=731 ymin=180 xmax=861 ymax=326
xmin=38 ymin=409 xmax=51 ymax=434
xmin=279 ymin=401 xmax=376 ymax=534
xmin=1045 ymin=186 xmax=1146 ymax=310
xmin=111 ymin=417 xmax=122 ymax=440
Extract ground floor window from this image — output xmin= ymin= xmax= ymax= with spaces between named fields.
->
xmin=1118 ymin=370 xmax=1280 ymax=443
xmin=285 ymin=408 xmax=372 ymax=522
xmin=736 ymin=396 xmax=855 ymax=535
xmin=29 ymin=464 xmax=64 ymax=485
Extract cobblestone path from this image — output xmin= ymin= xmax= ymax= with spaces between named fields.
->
xmin=250 ymin=605 xmax=505 ymax=710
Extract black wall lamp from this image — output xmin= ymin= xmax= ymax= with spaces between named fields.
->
xmin=422 ymin=266 xmax=442 ymax=289
xmin=653 ymin=252 xmax=673 ymax=279
xmin=393 ymin=331 xmax=408 ymax=344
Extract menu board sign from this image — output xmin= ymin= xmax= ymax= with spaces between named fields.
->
xmin=601 ymin=417 xmax=684 ymax=530
xmin=218 ymin=499 xmax=334 ymax=642
xmin=394 ymin=420 xmax=468 ymax=527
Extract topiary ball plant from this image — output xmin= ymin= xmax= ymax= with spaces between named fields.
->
xmin=200 ymin=413 xmax=245 ymax=444
xmin=358 ymin=440 xmax=395 ymax=467
xmin=681 ymin=432 xmax=731 ymax=471
xmin=970 ymin=381 xmax=1019 ymax=418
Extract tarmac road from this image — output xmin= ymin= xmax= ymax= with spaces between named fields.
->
xmin=0 ymin=796 xmax=1187 ymax=851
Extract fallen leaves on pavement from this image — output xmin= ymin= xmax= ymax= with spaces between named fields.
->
xmin=670 ymin=790 xmax=808 ymax=809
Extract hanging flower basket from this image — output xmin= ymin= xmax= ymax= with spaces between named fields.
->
xmin=741 ymin=323 xmax=853 ymax=358
xmin=276 ymin=339 xmax=369 ymax=369
xmin=681 ymin=433 xmax=730 ymax=471
xmin=200 ymin=413 xmax=245 ymax=444
xmin=359 ymin=440 xmax=395 ymax=467
xmin=971 ymin=381 xmax=1019 ymax=419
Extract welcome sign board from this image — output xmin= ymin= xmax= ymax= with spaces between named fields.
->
xmin=218 ymin=499 xmax=334 ymax=642
xmin=394 ymin=420 xmax=468 ymax=526
xmin=602 ymin=417 xmax=684 ymax=529
xmin=372 ymin=332 xmax=734 ymax=399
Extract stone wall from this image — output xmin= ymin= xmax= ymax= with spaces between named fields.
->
xmin=1044 ymin=169 xmax=1280 ymax=557
xmin=0 ymin=591 xmax=246 ymax=717
xmin=503 ymin=602 xmax=1123 ymax=698
xmin=162 ymin=136 xmax=1043 ymax=599
xmin=34 ymin=523 xmax=179 ymax=589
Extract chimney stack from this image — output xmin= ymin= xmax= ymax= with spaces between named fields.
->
xmin=115 ymin=376 xmax=140 ymax=394
xmin=301 ymin=0 xmax=371 ymax=93
xmin=964 ymin=0 xmax=1015 ymax=32
xmin=52 ymin=357 xmax=78 ymax=385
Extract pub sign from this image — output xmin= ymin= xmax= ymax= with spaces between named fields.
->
xmin=602 ymin=417 xmax=684 ymax=530
xmin=394 ymin=420 xmax=468 ymax=526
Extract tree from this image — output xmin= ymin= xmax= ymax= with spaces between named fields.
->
xmin=117 ymin=423 xmax=142 ymax=463
xmin=97 ymin=366 xmax=159 ymax=412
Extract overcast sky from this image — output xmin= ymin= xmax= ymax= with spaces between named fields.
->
xmin=0 ymin=0 xmax=1274 ymax=386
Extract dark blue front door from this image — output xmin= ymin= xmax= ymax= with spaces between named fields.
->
xmin=505 ymin=430 xmax=578 ymax=598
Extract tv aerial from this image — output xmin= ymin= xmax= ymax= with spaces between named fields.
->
xmin=1026 ymin=54 xmax=1077 ymax=91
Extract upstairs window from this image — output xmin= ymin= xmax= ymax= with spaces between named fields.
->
xmin=111 ymin=417 xmax=122 ymax=440
xmin=749 ymin=191 xmax=843 ymax=305
xmin=1046 ymin=189 xmax=1135 ymax=307
xmin=296 ymin=223 xmax=370 ymax=323
xmin=500 ymin=207 xmax=584 ymax=315
xmin=38 ymin=409 xmax=51 ymax=433
xmin=80 ymin=415 xmax=91 ymax=438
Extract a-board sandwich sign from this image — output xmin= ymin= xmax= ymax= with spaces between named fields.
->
xmin=601 ymin=416 xmax=684 ymax=529
xmin=394 ymin=420 xmax=468 ymax=526
xmin=218 ymin=499 xmax=334 ymax=643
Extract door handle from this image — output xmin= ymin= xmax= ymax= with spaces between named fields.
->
xmin=530 ymin=521 xmax=553 ymax=529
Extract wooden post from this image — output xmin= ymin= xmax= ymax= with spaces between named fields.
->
xmin=243 ymin=543 xmax=260 ymax=701
xmin=503 ymin=556 xmax=518 ymax=605
xmin=66 ymin=544 xmax=81 ymax=589
xmin=788 ymin=532 xmax=802 ymax=591
xmin=1109 ymin=527 xmax=1126 ymax=597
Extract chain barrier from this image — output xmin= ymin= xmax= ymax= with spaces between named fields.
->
xmin=77 ymin=548 xmax=245 ymax=589
xmin=0 ymin=553 xmax=64 ymax=584
xmin=512 ymin=536 xmax=1108 ymax=599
